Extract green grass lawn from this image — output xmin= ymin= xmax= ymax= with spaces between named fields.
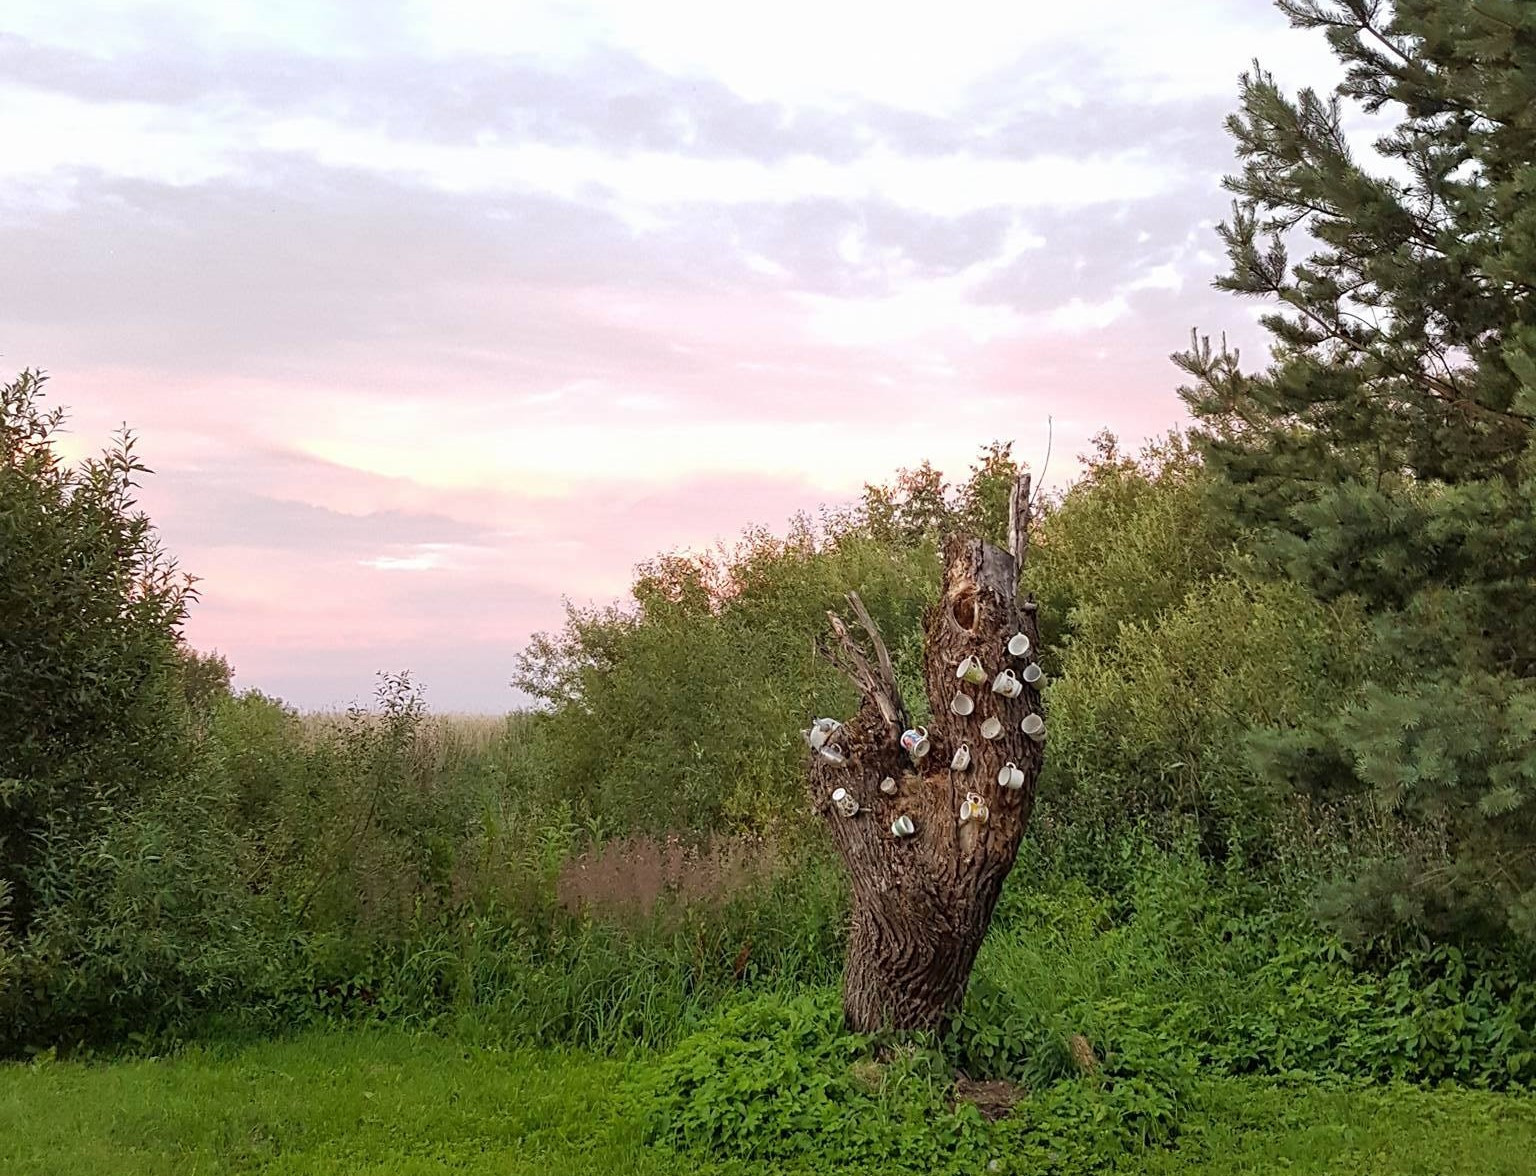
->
xmin=3 ymin=1029 xmax=1535 ymax=1175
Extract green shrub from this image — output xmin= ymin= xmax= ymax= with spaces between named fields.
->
xmin=513 ymin=447 xmax=1023 ymax=837
xmin=640 ymin=990 xmax=1193 ymax=1174
xmin=1024 ymin=431 xmax=1238 ymax=662
xmin=1 ymin=371 xmax=207 ymax=1052
xmin=972 ymin=834 xmax=1536 ymax=1093
xmin=1042 ymin=577 xmax=1371 ymax=848
xmin=1 ymin=370 xmax=194 ymax=919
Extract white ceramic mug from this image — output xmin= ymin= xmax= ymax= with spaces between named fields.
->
xmin=805 ymin=717 xmax=840 ymax=749
xmin=901 ymin=726 xmax=931 ymax=759
xmin=1021 ymin=714 xmax=1045 ymax=742
xmin=891 ymin=814 xmax=916 ymax=837
xmin=818 ymin=745 xmax=847 ymax=765
xmin=880 ymin=776 xmax=899 ymax=795
xmin=955 ymin=655 xmax=987 ymax=686
xmin=951 ymin=743 xmax=971 ymax=771
xmin=1022 ymin=663 xmax=1044 ymax=686
xmin=960 ymin=792 xmax=990 ymax=825
xmin=950 ymin=691 xmax=975 ymax=717
xmin=996 ymin=761 xmax=1025 ymax=789
xmin=979 ymin=716 xmax=1004 ymax=740
xmin=992 ymin=669 xmax=1022 ymax=698
xmin=831 ymin=787 xmax=859 ymax=818
xmin=1007 ymin=632 xmax=1031 ymax=657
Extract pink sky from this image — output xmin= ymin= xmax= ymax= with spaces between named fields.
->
xmin=1 ymin=0 xmax=1345 ymax=710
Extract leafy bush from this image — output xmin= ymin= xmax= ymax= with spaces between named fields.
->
xmin=967 ymin=834 xmax=1536 ymax=1093
xmin=514 ymin=447 xmax=1022 ymax=837
xmin=1025 ymin=431 xmax=1238 ymax=662
xmin=0 ymin=370 xmax=216 ymax=1050
xmin=640 ymin=990 xmax=1193 ymax=1174
xmin=1043 ymin=576 xmax=1370 ymax=848
xmin=1 ymin=371 xmax=194 ymax=931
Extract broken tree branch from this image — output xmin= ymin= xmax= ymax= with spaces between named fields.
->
xmin=1008 ymin=471 xmax=1031 ymax=581
xmin=846 ymin=590 xmax=902 ymax=709
xmin=824 ymin=609 xmax=905 ymax=728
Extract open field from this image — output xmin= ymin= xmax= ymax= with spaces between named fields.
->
xmin=4 ymin=1029 xmax=1536 ymax=1176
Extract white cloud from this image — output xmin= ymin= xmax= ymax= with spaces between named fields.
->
xmin=1126 ymin=262 xmax=1185 ymax=294
xmin=361 ymin=551 xmax=446 ymax=571
xmin=792 ymin=214 xmax=1047 ymax=347
xmin=1045 ymin=295 xmax=1132 ymax=331
xmin=403 ymin=0 xmax=1338 ymax=113
xmin=254 ymin=115 xmax=1179 ymax=215
xmin=0 ymin=85 xmax=244 ymax=187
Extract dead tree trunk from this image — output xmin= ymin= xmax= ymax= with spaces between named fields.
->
xmin=807 ymin=474 xmax=1043 ymax=1033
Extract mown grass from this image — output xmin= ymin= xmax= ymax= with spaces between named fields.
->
xmin=3 ymin=1028 xmax=1535 ymax=1176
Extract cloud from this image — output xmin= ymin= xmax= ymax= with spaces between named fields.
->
xmin=0 ymin=0 xmax=1348 ymax=708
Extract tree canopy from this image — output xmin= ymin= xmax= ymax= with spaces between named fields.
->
xmin=1178 ymin=0 xmax=1536 ymax=939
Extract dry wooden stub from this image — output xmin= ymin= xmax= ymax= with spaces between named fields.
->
xmin=806 ymin=473 xmax=1045 ymax=1033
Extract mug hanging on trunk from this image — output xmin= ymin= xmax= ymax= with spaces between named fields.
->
xmin=900 ymin=726 xmax=931 ymax=760
xmin=955 ymin=655 xmax=987 ymax=686
xmin=960 ymin=792 xmax=989 ymax=824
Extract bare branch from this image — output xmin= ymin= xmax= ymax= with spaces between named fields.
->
xmin=822 ymin=606 xmax=906 ymax=729
xmin=846 ymin=591 xmax=900 ymax=702
xmin=1007 ymin=472 xmax=1031 ymax=576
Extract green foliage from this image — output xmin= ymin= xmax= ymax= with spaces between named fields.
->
xmin=962 ymin=834 xmax=1536 ymax=1093
xmin=1017 ymin=430 xmax=1375 ymax=858
xmin=1044 ymin=576 xmax=1369 ymax=843
xmin=7 ymin=1030 xmax=1536 ymax=1176
xmin=514 ymin=444 xmax=1021 ymax=836
xmin=1178 ymin=0 xmax=1536 ymax=939
xmin=8 ymin=361 xmax=1536 ymax=1148
xmin=639 ymin=990 xmax=1190 ymax=1174
xmin=0 ymin=370 xmax=232 ymax=1049
xmin=1025 ymin=431 xmax=1238 ymax=659
xmin=1 ymin=371 xmax=195 ymax=939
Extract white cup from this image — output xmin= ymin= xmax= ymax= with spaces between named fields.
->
xmin=955 ymin=655 xmax=987 ymax=686
xmin=831 ymin=787 xmax=859 ymax=818
xmin=960 ymin=792 xmax=990 ymax=824
xmin=1022 ymin=663 xmax=1044 ymax=686
xmin=891 ymin=814 xmax=916 ymax=837
xmin=1007 ymin=632 xmax=1031 ymax=657
xmin=951 ymin=743 xmax=971 ymax=771
xmin=1021 ymin=714 xmax=1045 ymax=742
xmin=950 ymin=692 xmax=975 ymax=716
xmin=992 ymin=669 xmax=1022 ymax=699
xmin=979 ymin=716 xmax=1004 ymax=740
xmin=805 ymin=717 xmax=840 ymax=748
xmin=818 ymin=746 xmax=847 ymax=765
xmin=880 ymin=776 xmax=899 ymax=795
xmin=996 ymin=761 xmax=1025 ymax=790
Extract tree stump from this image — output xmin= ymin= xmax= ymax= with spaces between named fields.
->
xmin=807 ymin=474 xmax=1043 ymax=1033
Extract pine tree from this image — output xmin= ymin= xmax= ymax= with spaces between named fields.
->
xmin=1176 ymin=0 xmax=1536 ymax=940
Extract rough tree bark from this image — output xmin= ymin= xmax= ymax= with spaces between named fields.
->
xmin=807 ymin=473 xmax=1043 ymax=1033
